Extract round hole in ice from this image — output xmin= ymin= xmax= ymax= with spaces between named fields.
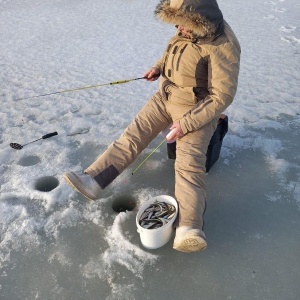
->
xmin=35 ymin=176 xmax=59 ymax=192
xmin=18 ymin=155 xmax=41 ymax=166
xmin=112 ymin=194 xmax=137 ymax=212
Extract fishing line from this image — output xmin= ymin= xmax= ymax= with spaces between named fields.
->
xmin=131 ymin=129 xmax=176 ymax=175
xmin=131 ymin=139 xmax=166 ymax=175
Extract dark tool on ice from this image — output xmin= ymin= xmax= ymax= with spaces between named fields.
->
xmin=14 ymin=75 xmax=158 ymax=101
xmin=10 ymin=131 xmax=58 ymax=150
xmin=139 ymin=200 xmax=176 ymax=229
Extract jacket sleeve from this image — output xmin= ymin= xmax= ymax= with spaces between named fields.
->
xmin=179 ymin=41 xmax=241 ymax=134
xmin=152 ymin=55 xmax=165 ymax=73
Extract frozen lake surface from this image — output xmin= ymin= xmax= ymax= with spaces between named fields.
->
xmin=0 ymin=0 xmax=300 ymax=299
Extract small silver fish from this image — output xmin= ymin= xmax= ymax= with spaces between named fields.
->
xmin=139 ymin=200 xmax=176 ymax=229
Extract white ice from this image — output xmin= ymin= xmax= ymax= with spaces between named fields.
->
xmin=0 ymin=0 xmax=300 ymax=299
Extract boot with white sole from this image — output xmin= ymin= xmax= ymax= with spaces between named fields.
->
xmin=64 ymin=172 xmax=101 ymax=201
xmin=173 ymin=226 xmax=207 ymax=253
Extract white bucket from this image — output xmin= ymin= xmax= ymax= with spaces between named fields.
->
xmin=136 ymin=195 xmax=178 ymax=249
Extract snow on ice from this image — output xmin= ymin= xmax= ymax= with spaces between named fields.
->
xmin=0 ymin=0 xmax=299 ymax=299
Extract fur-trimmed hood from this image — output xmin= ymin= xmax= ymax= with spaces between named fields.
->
xmin=155 ymin=0 xmax=224 ymax=39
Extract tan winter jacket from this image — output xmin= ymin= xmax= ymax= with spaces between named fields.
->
xmin=154 ymin=0 xmax=241 ymax=134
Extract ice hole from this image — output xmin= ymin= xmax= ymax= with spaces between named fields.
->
xmin=18 ymin=155 xmax=41 ymax=166
xmin=35 ymin=176 xmax=59 ymax=192
xmin=112 ymin=194 xmax=137 ymax=212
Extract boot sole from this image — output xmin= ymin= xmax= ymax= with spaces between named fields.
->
xmin=173 ymin=235 xmax=207 ymax=253
xmin=63 ymin=173 xmax=97 ymax=201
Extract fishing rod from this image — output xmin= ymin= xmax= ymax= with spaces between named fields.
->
xmin=14 ymin=76 xmax=149 ymax=101
xmin=9 ymin=74 xmax=160 ymax=150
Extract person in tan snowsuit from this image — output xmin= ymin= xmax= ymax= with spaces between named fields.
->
xmin=64 ymin=0 xmax=241 ymax=253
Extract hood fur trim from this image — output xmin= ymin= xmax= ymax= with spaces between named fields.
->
xmin=155 ymin=0 xmax=223 ymax=39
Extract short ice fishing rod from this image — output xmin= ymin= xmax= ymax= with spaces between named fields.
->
xmin=15 ymin=76 xmax=148 ymax=101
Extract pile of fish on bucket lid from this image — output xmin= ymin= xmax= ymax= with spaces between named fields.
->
xmin=139 ymin=200 xmax=176 ymax=229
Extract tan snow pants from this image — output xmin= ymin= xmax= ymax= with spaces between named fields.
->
xmin=85 ymin=91 xmax=217 ymax=229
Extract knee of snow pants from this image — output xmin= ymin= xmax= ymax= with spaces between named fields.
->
xmin=84 ymin=92 xmax=172 ymax=189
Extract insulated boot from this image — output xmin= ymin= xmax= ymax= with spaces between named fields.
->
xmin=64 ymin=172 xmax=101 ymax=201
xmin=173 ymin=226 xmax=207 ymax=253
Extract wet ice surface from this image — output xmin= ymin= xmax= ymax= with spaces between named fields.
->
xmin=1 ymin=131 xmax=300 ymax=300
xmin=1 ymin=0 xmax=300 ymax=299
